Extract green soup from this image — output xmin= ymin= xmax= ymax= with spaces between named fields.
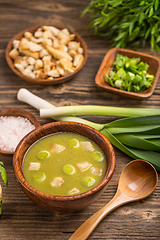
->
xmin=23 ymin=133 xmax=107 ymax=196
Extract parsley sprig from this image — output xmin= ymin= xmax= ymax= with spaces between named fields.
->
xmin=82 ymin=0 xmax=160 ymax=52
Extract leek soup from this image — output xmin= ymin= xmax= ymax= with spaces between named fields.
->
xmin=23 ymin=132 xmax=107 ymax=196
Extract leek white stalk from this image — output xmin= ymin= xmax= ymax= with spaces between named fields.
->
xmin=17 ymin=88 xmax=55 ymax=110
xmin=40 ymin=105 xmax=160 ymax=118
xmin=17 ymin=88 xmax=103 ymax=130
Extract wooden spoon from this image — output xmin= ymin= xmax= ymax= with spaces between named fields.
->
xmin=69 ymin=159 xmax=158 ymax=240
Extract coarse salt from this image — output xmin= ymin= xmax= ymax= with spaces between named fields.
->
xmin=0 ymin=116 xmax=35 ymax=152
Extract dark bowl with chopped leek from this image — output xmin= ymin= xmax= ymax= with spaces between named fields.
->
xmin=95 ymin=48 xmax=160 ymax=99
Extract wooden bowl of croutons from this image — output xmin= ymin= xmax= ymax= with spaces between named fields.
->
xmin=6 ymin=25 xmax=88 ymax=85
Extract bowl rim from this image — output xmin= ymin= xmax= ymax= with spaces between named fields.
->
xmin=0 ymin=108 xmax=41 ymax=155
xmin=5 ymin=25 xmax=88 ymax=85
xmin=95 ymin=47 xmax=160 ymax=99
xmin=13 ymin=121 xmax=116 ymax=201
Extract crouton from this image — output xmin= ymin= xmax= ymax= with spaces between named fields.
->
xmin=68 ymin=188 xmax=80 ymax=195
xmin=30 ymin=36 xmax=44 ymax=44
xmin=14 ymin=63 xmax=24 ymax=72
xmin=35 ymin=59 xmax=43 ymax=70
xmin=24 ymin=31 xmax=33 ymax=39
xmin=34 ymin=29 xmax=43 ymax=38
xmin=19 ymin=48 xmax=39 ymax=59
xmin=28 ymin=162 xmax=41 ymax=171
xmin=51 ymin=177 xmax=64 ymax=187
xmin=90 ymin=167 xmax=102 ymax=176
xmin=39 ymin=48 xmax=49 ymax=58
xmin=47 ymin=69 xmax=60 ymax=78
xmin=43 ymin=58 xmax=52 ymax=74
xmin=58 ymin=58 xmax=73 ymax=71
xmin=13 ymin=40 xmax=20 ymax=49
xmin=42 ymin=26 xmax=60 ymax=36
xmin=68 ymin=41 xmax=79 ymax=51
xmin=34 ymin=70 xmax=46 ymax=79
xmin=80 ymin=141 xmax=95 ymax=152
xmin=42 ymin=30 xmax=54 ymax=39
xmin=46 ymin=44 xmax=72 ymax=61
xmin=26 ymin=56 xmax=36 ymax=65
xmin=73 ymin=54 xmax=84 ymax=68
xmin=50 ymin=143 xmax=65 ymax=153
xmin=76 ymin=162 xmax=92 ymax=172
xmin=14 ymin=56 xmax=23 ymax=64
xmin=9 ymin=48 xmax=19 ymax=60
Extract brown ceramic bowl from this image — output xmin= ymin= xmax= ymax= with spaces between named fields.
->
xmin=6 ymin=25 xmax=88 ymax=85
xmin=0 ymin=108 xmax=41 ymax=155
xmin=13 ymin=121 xmax=116 ymax=213
xmin=95 ymin=48 xmax=160 ymax=99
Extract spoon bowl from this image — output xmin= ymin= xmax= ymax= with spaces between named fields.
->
xmin=69 ymin=159 xmax=158 ymax=240
xmin=119 ymin=159 xmax=158 ymax=199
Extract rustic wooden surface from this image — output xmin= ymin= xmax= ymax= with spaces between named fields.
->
xmin=0 ymin=0 xmax=160 ymax=239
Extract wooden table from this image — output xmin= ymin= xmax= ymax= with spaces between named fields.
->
xmin=0 ymin=1 xmax=160 ymax=239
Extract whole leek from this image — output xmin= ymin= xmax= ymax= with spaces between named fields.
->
xmin=40 ymin=106 xmax=160 ymax=118
xmin=17 ymin=88 xmax=160 ymax=171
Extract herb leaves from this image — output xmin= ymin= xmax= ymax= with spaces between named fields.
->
xmin=82 ymin=0 xmax=160 ymax=52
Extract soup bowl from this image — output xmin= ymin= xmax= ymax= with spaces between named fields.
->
xmin=13 ymin=121 xmax=116 ymax=213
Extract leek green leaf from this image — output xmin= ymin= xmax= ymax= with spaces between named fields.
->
xmin=107 ymin=126 xmax=160 ymax=134
xmin=105 ymin=115 xmax=160 ymax=128
xmin=148 ymin=139 xmax=160 ymax=146
xmin=101 ymin=129 xmax=160 ymax=171
xmin=127 ymin=147 xmax=160 ymax=171
xmin=115 ymin=133 xmax=160 ymax=152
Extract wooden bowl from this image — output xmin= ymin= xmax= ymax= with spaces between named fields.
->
xmin=0 ymin=108 xmax=41 ymax=155
xmin=95 ymin=48 xmax=160 ymax=99
xmin=5 ymin=26 xmax=88 ymax=85
xmin=13 ymin=121 xmax=116 ymax=213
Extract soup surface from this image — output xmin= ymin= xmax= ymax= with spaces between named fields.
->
xmin=23 ymin=133 xmax=107 ymax=196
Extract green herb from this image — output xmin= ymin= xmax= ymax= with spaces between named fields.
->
xmin=82 ymin=0 xmax=160 ymax=52
xmin=0 ymin=162 xmax=8 ymax=187
xmin=0 ymin=185 xmax=2 ymax=215
xmin=105 ymin=54 xmax=154 ymax=92
xmin=0 ymin=162 xmax=8 ymax=215
xmin=17 ymin=88 xmax=160 ymax=171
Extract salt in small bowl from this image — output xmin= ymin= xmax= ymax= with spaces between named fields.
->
xmin=0 ymin=108 xmax=41 ymax=155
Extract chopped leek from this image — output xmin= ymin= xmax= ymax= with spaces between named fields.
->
xmin=37 ymin=150 xmax=50 ymax=160
xmin=105 ymin=54 xmax=154 ymax=93
xmin=63 ymin=164 xmax=75 ymax=175
xmin=82 ymin=177 xmax=95 ymax=187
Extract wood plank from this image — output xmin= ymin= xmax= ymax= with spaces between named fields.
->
xmin=0 ymin=0 xmax=159 ymax=239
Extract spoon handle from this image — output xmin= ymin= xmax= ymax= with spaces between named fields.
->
xmin=69 ymin=190 xmax=132 ymax=240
